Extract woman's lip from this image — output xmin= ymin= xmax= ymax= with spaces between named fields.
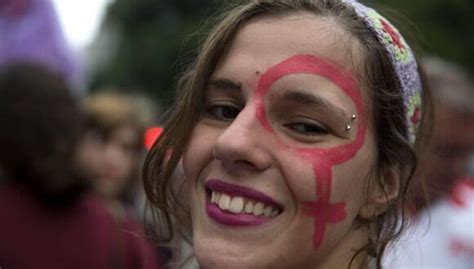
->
xmin=205 ymin=179 xmax=283 ymax=210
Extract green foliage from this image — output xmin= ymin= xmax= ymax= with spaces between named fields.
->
xmin=370 ymin=0 xmax=473 ymax=71
xmin=90 ymin=0 xmax=219 ymax=108
xmin=90 ymin=0 xmax=473 ymax=110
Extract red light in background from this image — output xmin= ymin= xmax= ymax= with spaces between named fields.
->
xmin=144 ymin=127 xmax=163 ymax=150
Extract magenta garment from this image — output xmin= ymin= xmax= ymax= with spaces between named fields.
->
xmin=0 ymin=184 xmax=160 ymax=269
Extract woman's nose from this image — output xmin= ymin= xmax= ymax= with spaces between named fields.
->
xmin=213 ymin=105 xmax=273 ymax=173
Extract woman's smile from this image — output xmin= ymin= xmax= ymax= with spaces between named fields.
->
xmin=205 ymin=179 xmax=283 ymax=226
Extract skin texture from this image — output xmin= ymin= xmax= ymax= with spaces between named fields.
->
xmin=183 ymin=14 xmax=378 ymax=269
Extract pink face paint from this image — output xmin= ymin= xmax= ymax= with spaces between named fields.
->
xmin=254 ymin=54 xmax=367 ymax=249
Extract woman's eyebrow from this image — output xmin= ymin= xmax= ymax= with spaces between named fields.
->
xmin=282 ymin=90 xmax=349 ymax=119
xmin=207 ymin=78 xmax=242 ymax=92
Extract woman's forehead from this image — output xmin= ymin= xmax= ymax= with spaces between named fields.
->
xmin=216 ymin=13 xmax=364 ymax=78
xmin=209 ymin=13 xmax=369 ymax=110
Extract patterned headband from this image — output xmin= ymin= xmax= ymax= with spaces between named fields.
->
xmin=343 ymin=0 xmax=422 ymax=143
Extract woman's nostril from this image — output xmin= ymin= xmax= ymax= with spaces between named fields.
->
xmin=235 ymin=160 xmax=254 ymax=168
xmin=218 ymin=153 xmax=270 ymax=173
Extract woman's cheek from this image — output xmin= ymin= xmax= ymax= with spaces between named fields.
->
xmin=182 ymin=124 xmax=217 ymax=183
xmin=332 ymin=163 xmax=367 ymax=200
xmin=278 ymin=152 xmax=318 ymax=204
xmin=329 ymin=146 xmax=377 ymax=225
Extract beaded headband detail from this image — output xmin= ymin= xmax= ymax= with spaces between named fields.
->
xmin=343 ymin=0 xmax=422 ymax=143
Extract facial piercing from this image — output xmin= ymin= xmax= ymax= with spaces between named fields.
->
xmin=345 ymin=114 xmax=357 ymax=132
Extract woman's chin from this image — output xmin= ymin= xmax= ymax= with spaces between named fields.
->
xmin=194 ymin=240 xmax=265 ymax=269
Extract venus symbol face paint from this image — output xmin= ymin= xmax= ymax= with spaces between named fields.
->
xmin=254 ymin=54 xmax=367 ymax=249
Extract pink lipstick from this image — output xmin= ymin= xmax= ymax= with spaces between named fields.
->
xmin=205 ymin=179 xmax=282 ymax=226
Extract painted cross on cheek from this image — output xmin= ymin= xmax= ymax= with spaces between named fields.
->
xmin=254 ymin=55 xmax=367 ymax=250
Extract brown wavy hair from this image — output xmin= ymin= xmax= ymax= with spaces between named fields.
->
xmin=143 ymin=1 xmax=432 ymax=268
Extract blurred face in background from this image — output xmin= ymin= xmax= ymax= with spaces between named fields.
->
xmin=411 ymin=58 xmax=474 ymax=207
xmin=423 ymin=100 xmax=474 ymax=190
xmin=77 ymin=124 xmax=140 ymax=199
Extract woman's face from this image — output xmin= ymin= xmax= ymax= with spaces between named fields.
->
xmin=183 ymin=14 xmax=377 ymax=268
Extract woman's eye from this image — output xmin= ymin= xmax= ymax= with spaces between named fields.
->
xmin=284 ymin=121 xmax=329 ymax=136
xmin=206 ymin=104 xmax=240 ymax=121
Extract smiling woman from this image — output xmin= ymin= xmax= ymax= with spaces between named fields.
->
xmin=143 ymin=1 xmax=431 ymax=268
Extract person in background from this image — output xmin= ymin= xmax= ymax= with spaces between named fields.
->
xmin=76 ymin=91 xmax=166 ymax=266
xmin=77 ymin=91 xmax=148 ymax=217
xmin=0 ymin=62 xmax=160 ymax=269
xmin=412 ymin=57 xmax=474 ymax=209
xmin=384 ymin=57 xmax=474 ymax=268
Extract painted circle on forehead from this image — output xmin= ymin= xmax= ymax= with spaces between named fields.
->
xmin=254 ymin=54 xmax=368 ymax=250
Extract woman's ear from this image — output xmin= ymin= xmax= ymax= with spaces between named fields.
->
xmin=359 ymin=166 xmax=400 ymax=219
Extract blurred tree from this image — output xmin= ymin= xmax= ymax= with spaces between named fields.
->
xmin=90 ymin=0 xmax=473 ymax=111
xmin=370 ymin=0 xmax=473 ymax=73
xmin=89 ymin=0 xmax=218 ymax=109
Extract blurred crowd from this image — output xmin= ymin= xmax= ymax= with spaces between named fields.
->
xmin=0 ymin=1 xmax=166 ymax=268
xmin=383 ymin=57 xmax=474 ymax=268
xmin=0 ymin=0 xmax=472 ymax=269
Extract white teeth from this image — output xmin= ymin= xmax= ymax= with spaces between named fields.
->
xmin=218 ymin=194 xmax=231 ymax=210
xmin=228 ymin=197 xmax=244 ymax=214
xmin=244 ymin=201 xmax=254 ymax=213
xmin=210 ymin=191 xmax=280 ymax=217
xmin=253 ymin=202 xmax=264 ymax=216
xmin=263 ymin=205 xmax=272 ymax=217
